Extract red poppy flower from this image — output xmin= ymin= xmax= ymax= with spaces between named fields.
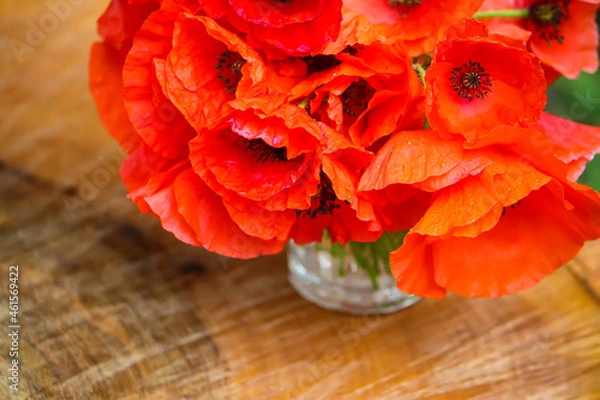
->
xmin=260 ymin=108 xmax=385 ymax=244
xmin=425 ymin=19 xmax=547 ymax=145
xmin=360 ymin=125 xmax=600 ymax=298
xmin=527 ymin=0 xmax=600 ymax=78
xmin=157 ymin=13 xmax=269 ymax=132
xmin=291 ymin=41 xmax=424 ymax=150
xmin=122 ymin=146 xmax=288 ymax=257
xmin=120 ymin=115 xmax=303 ymax=257
xmin=92 ymin=0 xmax=306 ymax=257
xmin=194 ymin=0 xmax=343 ymax=57
xmin=182 ymin=103 xmax=381 ymax=246
xmin=189 ymin=106 xmax=322 ymax=210
xmin=290 ymin=169 xmax=383 ymax=245
xmin=343 ymin=0 xmax=485 ymax=55
xmin=390 ymin=155 xmax=600 ymax=298
xmin=478 ymin=0 xmax=600 ymax=78
xmin=358 ymin=129 xmax=487 ymax=231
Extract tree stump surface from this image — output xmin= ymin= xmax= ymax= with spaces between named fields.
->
xmin=1 ymin=1 xmax=599 ymax=399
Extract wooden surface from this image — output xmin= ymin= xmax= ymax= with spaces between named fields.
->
xmin=1 ymin=1 xmax=600 ymax=399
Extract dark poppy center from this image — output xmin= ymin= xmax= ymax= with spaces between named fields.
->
xmin=529 ymin=0 xmax=571 ymax=44
xmin=215 ymin=51 xmax=246 ymax=94
xmin=273 ymin=0 xmax=292 ymax=4
xmin=450 ymin=60 xmax=493 ymax=102
xmin=244 ymin=139 xmax=288 ymax=163
xmin=388 ymin=0 xmax=421 ymax=12
xmin=341 ymin=79 xmax=376 ymax=116
xmin=296 ymin=171 xmax=342 ymax=219
xmin=342 ymin=45 xmax=362 ymax=56
xmin=302 ymin=54 xmax=342 ymax=75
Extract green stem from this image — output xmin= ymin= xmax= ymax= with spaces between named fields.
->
xmin=349 ymin=243 xmax=380 ymax=290
xmin=297 ymin=96 xmax=311 ymax=110
xmin=333 ymin=242 xmax=346 ymax=277
xmin=322 ymin=231 xmax=408 ymax=290
xmin=473 ymin=9 xmax=530 ymax=19
xmin=368 ymin=245 xmax=382 ymax=290
xmin=413 ymin=63 xmax=427 ymax=88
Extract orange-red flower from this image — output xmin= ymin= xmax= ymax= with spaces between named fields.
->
xmin=121 ymin=144 xmax=288 ymax=258
xmin=425 ymin=19 xmax=547 ymax=145
xmin=291 ymin=41 xmax=424 ymax=149
xmin=194 ymin=0 xmax=343 ymax=57
xmin=157 ymin=13 xmax=269 ymax=131
xmin=358 ymin=129 xmax=489 ymax=231
xmin=117 ymin=103 xmax=328 ymax=257
xmin=390 ymin=153 xmax=600 ymax=298
xmin=343 ymin=0 xmax=485 ymax=55
xmin=478 ymin=0 xmax=600 ymax=78
xmin=290 ymin=168 xmax=383 ymax=245
xmin=188 ymin=106 xmax=322 ymax=212
xmin=360 ymin=119 xmax=600 ymax=298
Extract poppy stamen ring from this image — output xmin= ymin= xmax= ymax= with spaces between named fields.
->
xmin=450 ymin=60 xmax=494 ymax=102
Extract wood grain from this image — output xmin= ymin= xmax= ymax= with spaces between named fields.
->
xmin=1 ymin=1 xmax=600 ymax=399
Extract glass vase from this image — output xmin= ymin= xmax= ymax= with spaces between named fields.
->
xmin=287 ymin=237 xmax=420 ymax=315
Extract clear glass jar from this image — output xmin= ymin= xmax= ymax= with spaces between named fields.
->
xmin=287 ymin=240 xmax=420 ymax=315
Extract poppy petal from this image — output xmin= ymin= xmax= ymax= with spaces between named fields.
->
xmin=122 ymin=1 xmax=196 ymax=158
xmin=89 ymin=43 xmax=139 ymax=152
xmin=390 ymin=234 xmax=447 ymax=298
xmin=413 ymin=156 xmax=551 ymax=237
xmin=432 ymin=182 xmax=600 ymax=297
xmin=359 ymin=130 xmax=465 ymax=191
xmin=535 ymin=113 xmax=600 ymax=180
xmin=174 ymin=169 xmax=286 ymax=258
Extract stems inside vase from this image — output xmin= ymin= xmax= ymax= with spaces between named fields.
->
xmin=317 ymin=230 xmax=407 ymax=290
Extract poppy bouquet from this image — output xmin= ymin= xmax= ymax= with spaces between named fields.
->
xmin=90 ymin=0 xmax=600 ymax=298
